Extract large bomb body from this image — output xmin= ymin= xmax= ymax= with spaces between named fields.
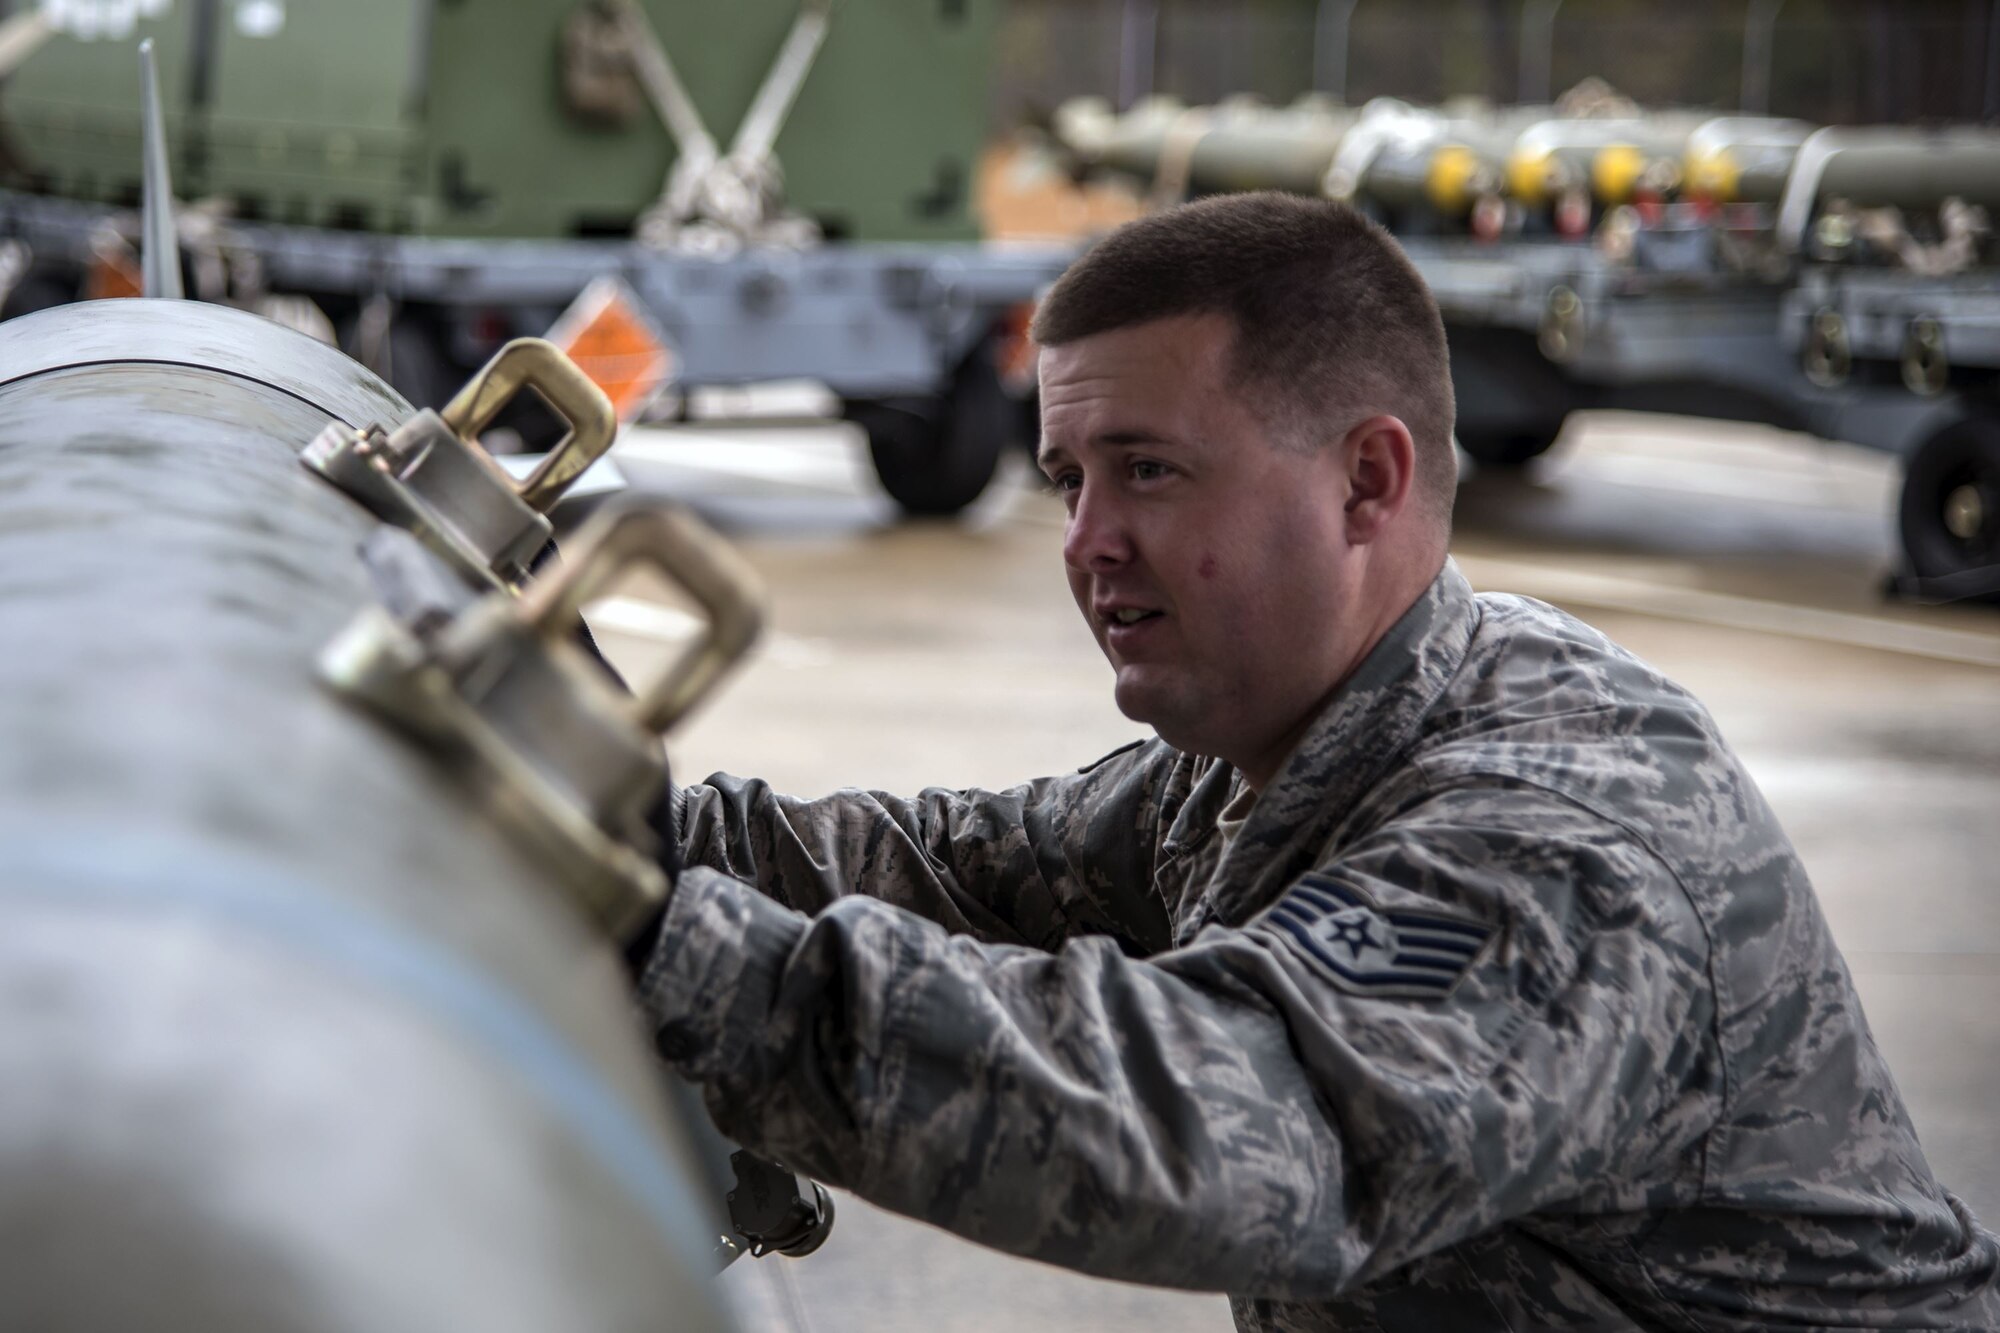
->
xmin=1778 ymin=126 xmax=2000 ymax=248
xmin=0 ymin=300 xmax=731 ymax=1333
xmin=1055 ymin=94 xmax=1357 ymax=198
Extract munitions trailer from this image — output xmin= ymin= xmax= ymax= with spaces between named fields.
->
xmin=0 ymin=0 xmax=1069 ymax=515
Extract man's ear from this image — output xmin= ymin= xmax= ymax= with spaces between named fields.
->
xmin=1340 ymin=415 xmax=1416 ymax=542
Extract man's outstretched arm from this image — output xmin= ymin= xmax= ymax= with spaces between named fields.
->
xmin=636 ymin=780 xmax=1719 ymax=1299
xmin=669 ymin=739 xmax=1178 ymax=953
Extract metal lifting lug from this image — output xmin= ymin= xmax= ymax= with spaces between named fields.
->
xmin=318 ymin=504 xmax=765 ymax=940
xmin=302 ymin=338 xmax=618 ymax=589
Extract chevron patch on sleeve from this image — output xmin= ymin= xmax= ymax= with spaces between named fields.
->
xmin=1257 ymin=872 xmax=1492 ymax=1000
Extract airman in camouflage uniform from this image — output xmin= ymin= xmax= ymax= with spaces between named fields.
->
xmin=634 ymin=194 xmax=2000 ymax=1329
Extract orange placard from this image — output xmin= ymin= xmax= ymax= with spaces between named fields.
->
xmin=84 ymin=246 xmax=142 ymax=301
xmin=544 ymin=275 xmax=676 ymax=423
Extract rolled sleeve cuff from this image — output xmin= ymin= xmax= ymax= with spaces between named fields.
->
xmin=636 ymin=866 xmax=806 ymax=1083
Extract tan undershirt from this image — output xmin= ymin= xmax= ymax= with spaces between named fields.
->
xmin=1213 ymin=779 xmax=1259 ymax=858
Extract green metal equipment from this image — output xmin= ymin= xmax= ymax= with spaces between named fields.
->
xmin=3 ymin=0 xmax=992 ymax=242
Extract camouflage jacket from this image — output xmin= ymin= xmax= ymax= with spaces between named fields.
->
xmin=638 ymin=561 xmax=2000 ymax=1331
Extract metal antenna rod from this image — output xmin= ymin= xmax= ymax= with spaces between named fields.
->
xmin=138 ymin=37 xmax=183 ymax=299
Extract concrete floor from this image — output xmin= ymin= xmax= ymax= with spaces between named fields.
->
xmin=586 ymin=411 xmax=2000 ymax=1333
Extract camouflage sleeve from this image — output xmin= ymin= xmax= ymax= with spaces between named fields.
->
xmin=670 ymin=740 xmax=1174 ymax=952
xmin=637 ymin=778 xmax=1719 ymax=1297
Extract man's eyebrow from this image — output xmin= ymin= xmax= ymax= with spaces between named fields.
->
xmin=1039 ymin=429 xmax=1179 ymax=468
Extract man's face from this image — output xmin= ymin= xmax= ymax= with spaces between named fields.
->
xmin=1037 ymin=313 xmax=1364 ymax=782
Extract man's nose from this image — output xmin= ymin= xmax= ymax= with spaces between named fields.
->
xmin=1061 ymin=482 xmax=1132 ymax=572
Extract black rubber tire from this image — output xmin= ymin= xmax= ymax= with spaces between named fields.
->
xmin=850 ymin=341 xmax=1012 ymax=516
xmin=1456 ymin=426 xmax=1563 ymax=468
xmin=1444 ymin=325 xmax=1578 ymax=470
xmin=1899 ymin=415 xmax=2000 ymax=587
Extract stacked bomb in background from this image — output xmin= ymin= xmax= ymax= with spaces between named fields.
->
xmin=1051 ymin=84 xmax=2000 ymax=266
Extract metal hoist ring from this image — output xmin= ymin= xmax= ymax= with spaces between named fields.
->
xmin=321 ymin=503 xmax=766 ymax=941
xmin=513 ymin=504 xmax=765 ymax=737
xmin=443 ymin=338 xmax=619 ymax=514
xmin=303 ymin=337 xmax=618 ymax=589
xmin=307 ymin=335 xmax=764 ymax=940
xmin=1803 ymin=307 xmax=1852 ymax=389
xmin=1538 ymin=285 xmax=1585 ymax=363
xmin=1901 ymin=316 xmax=1949 ymax=398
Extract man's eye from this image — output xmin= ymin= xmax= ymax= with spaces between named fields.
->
xmin=1131 ymin=460 xmax=1170 ymax=482
xmin=1043 ymin=473 xmax=1080 ymax=495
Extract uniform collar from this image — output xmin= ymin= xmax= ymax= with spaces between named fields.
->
xmin=1202 ymin=558 xmax=1479 ymax=925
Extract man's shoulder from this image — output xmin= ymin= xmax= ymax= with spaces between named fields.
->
xmin=1402 ymin=589 xmax=1784 ymax=865
xmin=1461 ymin=588 xmax=1694 ymax=699
xmin=1420 ymin=589 xmax=1725 ymax=777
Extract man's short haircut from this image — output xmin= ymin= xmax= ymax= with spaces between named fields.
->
xmin=1031 ymin=192 xmax=1457 ymax=520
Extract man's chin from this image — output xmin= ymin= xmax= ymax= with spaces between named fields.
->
xmin=1113 ymin=673 xmax=1185 ymax=736
xmin=1113 ymin=674 xmax=1233 ymax=759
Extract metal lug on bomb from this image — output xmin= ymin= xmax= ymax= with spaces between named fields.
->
xmin=302 ymin=337 xmax=619 ymax=589
xmin=319 ymin=501 xmax=765 ymax=941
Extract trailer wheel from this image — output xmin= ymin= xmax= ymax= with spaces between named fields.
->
xmin=1446 ymin=325 xmax=1577 ymax=471
xmin=849 ymin=341 xmax=1012 ymax=516
xmin=1456 ymin=426 xmax=1562 ymax=468
xmin=1899 ymin=416 xmax=2000 ymax=590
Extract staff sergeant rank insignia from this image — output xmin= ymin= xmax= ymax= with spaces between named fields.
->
xmin=1255 ymin=873 xmax=1492 ymax=1000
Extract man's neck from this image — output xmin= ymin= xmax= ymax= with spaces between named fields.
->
xmin=1234 ymin=552 xmax=1446 ymax=793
